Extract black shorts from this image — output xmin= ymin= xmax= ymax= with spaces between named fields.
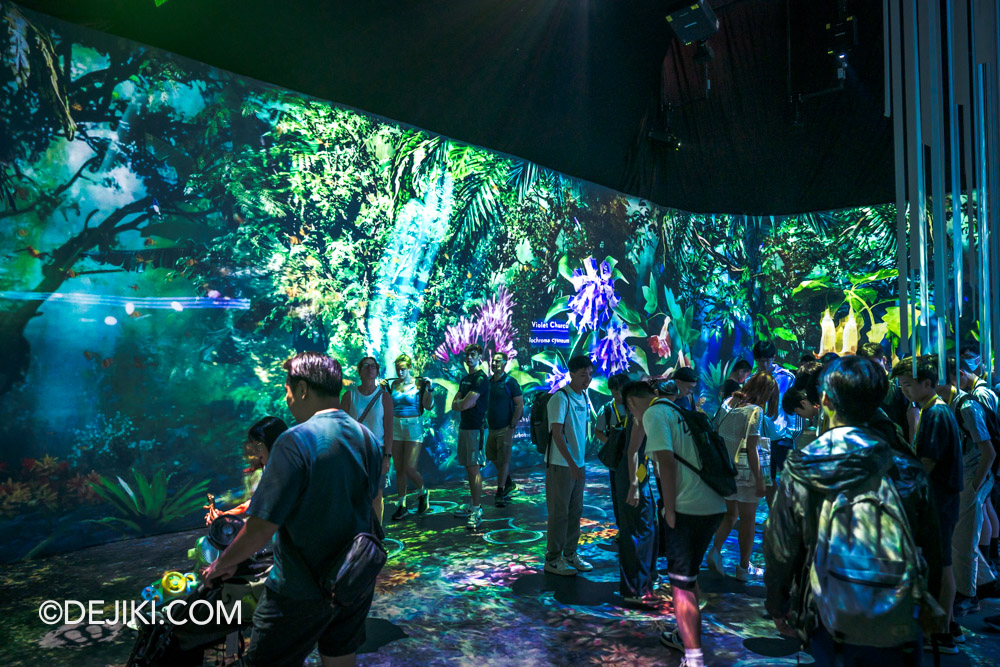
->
xmin=246 ymin=587 xmax=373 ymax=666
xmin=662 ymin=511 xmax=724 ymax=591
xmin=937 ymin=493 xmax=960 ymax=568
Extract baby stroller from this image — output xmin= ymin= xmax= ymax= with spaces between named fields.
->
xmin=125 ymin=515 xmax=272 ymax=666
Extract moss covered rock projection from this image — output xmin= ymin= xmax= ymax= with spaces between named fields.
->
xmin=1 ymin=3 xmax=902 ymax=560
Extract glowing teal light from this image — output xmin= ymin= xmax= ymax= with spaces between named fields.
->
xmin=482 ymin=529 xmax=543 ymax=545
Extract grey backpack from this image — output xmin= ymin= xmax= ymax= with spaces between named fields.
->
xmin=809 ymin=474 xmax=927 ymax=647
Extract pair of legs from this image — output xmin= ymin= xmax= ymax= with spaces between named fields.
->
xmin=982 ymin=496 xmax=999 ymax=560
xmin=458 ymin=429 xmax=485 ymax=507
xmin=246 ymin=588 xmax=372 ymax=667
xmin=485 ymin=427 xmax=513 ymax=495
xmin=710 ymin=497 xmax=759 ymax=569
xmin=466 ymin=464 xmax=482 ymax=506
xmin=392 ymin=439 xmax=424 ymax=500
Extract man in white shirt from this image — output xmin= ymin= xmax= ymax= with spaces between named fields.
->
xmin=544 ymin=355 xmax=594 ymax=576
xmin=624 ymin=381 xmax=725 ymax=667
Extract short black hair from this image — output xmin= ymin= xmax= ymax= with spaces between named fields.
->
xmin=890 ymin=355 xmax=938 ymax=384
xmin=622 ymin=380 xmax=656 ymax=404
xmin=464 ymin=343 xmax=484 ymax=356
xmin=568 ymin=354 xmax=594 ymax=373
xmin=753 ymin=340 xmax=776 ymax=360
xmin=608 ymin=373 xmax=630 ymax=392
xmin=283 ymin=351 xmax=343 ymax=397
xmin=819 ymin=352 xmax=840 ymax=364
xmin=781 ymin=387 xmax=810 ymax=415
xmin=493 ymin=350 xmax=509 ymax=361
xmin=857 ymin=342 xmax=885 ymax=360
xmin=960 ymin=341 xmax=980 ymax=357
xmin=945 ymin=356 xmax=959 ymax=383
xmin=799 ymin=353 xmax=817 ymax=365
xmin=247 ymin=416 xmax=288 ymax=452
xmin=794 ymin=361 xmax=825 ymax=404
xmin=732 ymin=359 xmax=752 ymax=374
xmin=819 ymin=355 xmax=888 ymax=424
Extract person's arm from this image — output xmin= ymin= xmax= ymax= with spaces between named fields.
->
xmin=202 ymin=516 xmax=279 ymax=583
xmin=551 ymin=422 xmax=583 ymax=480
xmin=340 ymin=390 xmax=353 ymax=417
xmin=626 ymin=422 xmax=644 ymax=506
xmin=452 ymin=390 xmax=480 ymax=411
xmin=906 ymin=405 xmax=919 ymax=444
xmin=746 ymin=433 xmax=765 ymax=497
xmin=595 ymin=409 xmax=609 ymax=444
xmin=972 ymin=438 xmax=995 ymax=491
xmin=650 ymin=449 xmax=677 ymax=526
xmin=420 ymin=380 xmax=434 ymax=410
xmin=510 ymin=395 xmax=524 ymax=428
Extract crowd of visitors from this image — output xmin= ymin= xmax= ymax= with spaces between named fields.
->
xmin=199 ymin=337 xmax=1000 ymax=666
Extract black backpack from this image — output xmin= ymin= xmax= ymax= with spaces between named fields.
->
xmin=651 ymin=398 xmax=737 ymax=498
xmin=596 ymin=402 xmax=628 ymax=470
xmin=530 ymin=388 xmax=567 ymax=456
xmin=954 ymin=393 xmax=1000 ymax=476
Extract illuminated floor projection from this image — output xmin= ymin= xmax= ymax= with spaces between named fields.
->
xmin=2 ymin=466 xmax=996 ymax=667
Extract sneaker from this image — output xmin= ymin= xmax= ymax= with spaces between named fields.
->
xmin=924 ymin=633 xmax=959 ymax=655
xmin=950 ymin=621 xmax=966 ymax=644
xmin=453 ymin=504 xmax=473 ymax=518
xmin=503 ymin=480 xmax=518 ymax=499
xmin=565 ymin=554 xmax=594 ymax=572
xmin=544 ymin=557 xmax=578 ymax=576
xmin=954 ymin=593 xmax=980 ymax=617
xmin=707 ymin=548 xmax=724 ymax=576
xmin=465 ymin=506 xmax=482 ymax=530
xmin=391 ymin=503 xmax=409 ymax=521
xmin=622 ymin=595 xmax=645 ymax=605
xmin=985 ymin=614 xmax=1000 ymax=631
xmin=732 ymin=563 xmax=763 ymax=582
xmin=659 ymin=627 xmax=684 ymax=651
xmin=417 ymin=489 xmax=430 ymax=514
xmin=495 ymin=494 xmax=506 ymax=508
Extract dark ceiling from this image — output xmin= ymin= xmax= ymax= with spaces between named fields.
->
xmin=14 ymin=0 xmax=894 ymax=214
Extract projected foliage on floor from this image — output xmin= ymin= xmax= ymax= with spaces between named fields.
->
xmin=1 ymin=3 xmax=908 ymax=559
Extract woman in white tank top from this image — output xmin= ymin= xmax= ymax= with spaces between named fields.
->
xmin=341 ymin=356 xmax=394 ymax=521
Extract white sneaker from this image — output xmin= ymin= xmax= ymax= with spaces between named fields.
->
xmin=707 ymin=548 xmax=724 ymax=575
xmin=453 ymin=504 xmax=473 ymax=518
xmin=732 ymin=563 xmax=763 ymax=582
xmin=544 ymin=557 xmax=578 ymax=576
xmin=565 ymin=554 xmax=594 ymax=572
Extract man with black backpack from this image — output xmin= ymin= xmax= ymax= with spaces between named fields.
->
xmin=764 ymin=356 xmax=944 ymax=666
xmin=623 ymin=381 xmax=727 ymax=667
xmin=202 ymin=352 xmax=384 ymax=667
xmin=938 ymin=357 xmax=998 ymax=615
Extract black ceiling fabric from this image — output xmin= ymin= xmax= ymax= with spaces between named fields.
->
xmin=12 ymin=0 xmax=894 ymax=214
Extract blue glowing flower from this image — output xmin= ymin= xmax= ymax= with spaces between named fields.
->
xmin=568 ymin=257 xmax=620 ymax=331
xmin=591 ymin=320 xmax=633 ymax=375
xmin=542 ymin=367 xmax=571 ymax=393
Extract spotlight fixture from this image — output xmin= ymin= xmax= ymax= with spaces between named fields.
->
xmin=665 ymin=0 xmax=720 ymax=45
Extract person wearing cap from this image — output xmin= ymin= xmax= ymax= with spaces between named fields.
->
xmin=672 ymin=367 xmax=700 ymax=412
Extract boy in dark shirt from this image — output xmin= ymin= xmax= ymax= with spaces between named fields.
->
xmin=451 ymin=343 xmax=491 ymax=529
xmin=720 ymin=359 xmax=752 ymax=401
xmin=858 ymin=342 xmax=918 ymax=442
xmin=892 ymin=355 xmax=964 ymax=654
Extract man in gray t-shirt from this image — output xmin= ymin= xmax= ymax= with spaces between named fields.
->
xmin=203 ymin=352 xmax=382 ymax=667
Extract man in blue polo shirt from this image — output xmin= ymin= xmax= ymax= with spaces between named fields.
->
xmin=485 ymin=351 xmax=524 ymax=507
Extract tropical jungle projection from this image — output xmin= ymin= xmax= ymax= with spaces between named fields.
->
xmin=0 ymin=2 xmax=950 ymax=563
xmin=4 ymin=2 xmax=1000 ymax=667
